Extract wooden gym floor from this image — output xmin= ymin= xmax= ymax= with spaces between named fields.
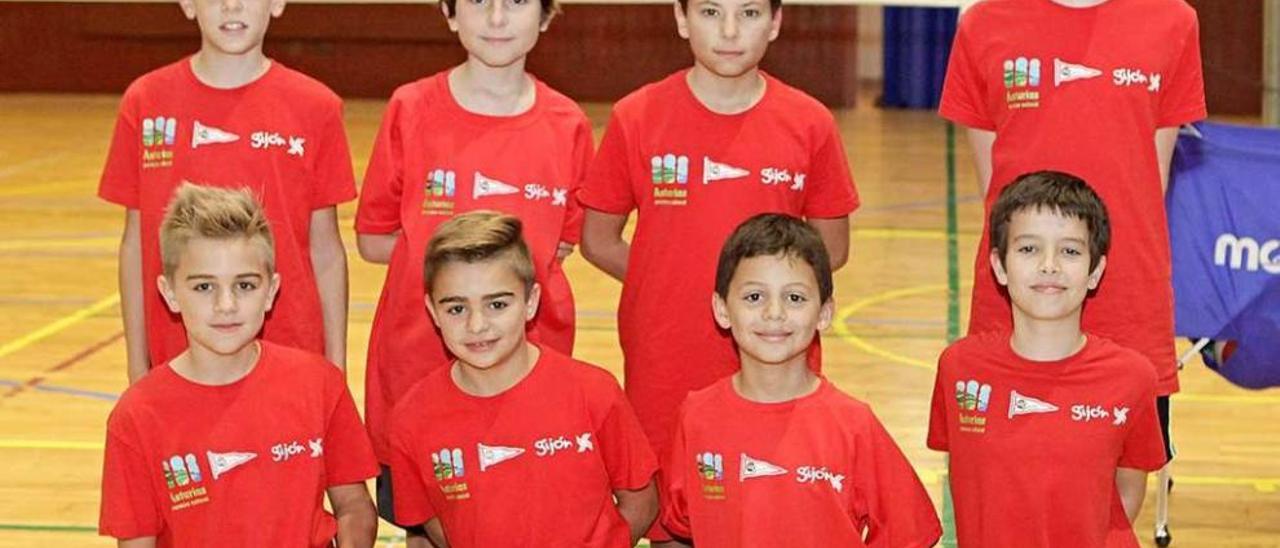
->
xmin=0 ymin=91 xmax=1276 ymax=546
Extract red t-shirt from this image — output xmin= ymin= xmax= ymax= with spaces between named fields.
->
xmin=580 ymin=70 xmax=860 ymax=458
xmin=98 ymin=58 xmax=357 ymax=367
xmin=939 ymin=0 xmax=1206 ymax=395
xmin=357 ymin=72 xmax=592 ymax=462
xmin=927 ymin=332 xmax=1167 ymax=547
xmin=663 ymin=376 xmax=941 ymax=547
xmin=388 ymin=346 xmax=658 ymax=547
xmin=99 ymin=341 xmax=379 ymax=546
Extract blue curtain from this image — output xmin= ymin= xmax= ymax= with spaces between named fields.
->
xmin=881 ymin=7 xmax=959 ymax=109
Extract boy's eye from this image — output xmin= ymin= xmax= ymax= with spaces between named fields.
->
xmin=786 ymin=293 xmax=807 ymax=304
xmin=700 ymin=7 xmax=719 ymax=16
xmin=488 ymin=300 xmax=510 ymax=311
xmin=192 ymin=282 xmax=213 ymax=292
xmin=236 ymin=281 xmax=258 ymax=291
xmin=1016 ymin=245 xmax=1036 ymax=254
xmin=742 ymin=292 xmax=763 ymax=303
xmin=742 ymin=8 xmax=761 ymax=17
xmin=446 ymin=305 xmax=466 ymax=316
xmin=1062 ymin=247 xmax=1083 ymax=257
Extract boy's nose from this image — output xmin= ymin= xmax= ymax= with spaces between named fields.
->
xmin=721 ymin=17 xmax=740 ymax=39
xmin=488 ymin=1 xmax=508 ymax=26
xmin=220 ymin=0 xmax=243 ymax=12
xmin=214 ymin=288 xmax=238 ymax=313
xmin=466 ymin=311 xmax=489 ymax=333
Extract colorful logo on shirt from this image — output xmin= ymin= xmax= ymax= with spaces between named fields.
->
xmin=477 ymin=443 xmax=524 ymax=472
xmin=191 ymin=120 xmax=239 ymax=149
xmin=162 ymin=453 xmax=210 ymax=511
xmin=696 ymin=452 xmax=726 ymax=500
xmin=249 ymin=131 xmax=306 ymax=157
xmin=474 ymin=172 xmax=519 ymax=199
xmin=1003 ymin=57 xmax=1042 ymax=110
xmin=422 ymin=169 xmax=457 ymax=216
xmin=534 ymin=432 xmax=594 ymax=457
xmin=432 ymin=448 xmax=470 ymax=501
xmin=1113 ymin=67 xmax=1162 ymax=92
xmin=761 ymin=168 xmax=806 ymax=192
xmin=1055 ymin=58 xmax=1103 ymax=87
xmin=796 ymin=466 xmax=845 ymax=493
xmin=650 ymin=153 xmax=690 ymax=206
xmin=524 ymin=184 xmax=568 ymax=207
xmin=207 ymin=450 xmax=256 ymax=480
xmin=1008 ymin=390 xmax=1059 ymax=419
xmin=739 ymin=453 xmax=787 ymax=481
xmin=956 ymin=379 xmax=992 ymax=434
xmin=703 ymin=157 xmax=750 ymax=185
xmin=141 ymin=115 xmax=177 ymax=169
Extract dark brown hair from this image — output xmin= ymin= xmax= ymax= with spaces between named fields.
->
xmin=679 ymin=0 xmax=782 ymax=14
xmin=715 ymin=213 xmax=833 ymax=303
xmin=442 ymin=0 xmax=560 ymax=20
xmin=989 ymin=170 xmax=1111 ymax=272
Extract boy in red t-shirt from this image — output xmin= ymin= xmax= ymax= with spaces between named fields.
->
xmin=355 ymin=1 xmax=591 ymax=535
xmin=99 ymin=184 xmax=378 ymax=548
xmin=662 ymin=213 xmax=940 ymax=547
xmin=579 ymin=4 xmax=859 ymax=539
xmin=99 ymin=0 xmax=357 ymax=383
xmin=927 ymin=172 xmax=1168 ymax=547
xmin=386 ymin=211 xmax=659 ymax=547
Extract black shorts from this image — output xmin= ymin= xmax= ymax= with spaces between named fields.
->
xmin=376 ymin=464 xmax=428 ymax=535
xmin=1157 ymin=395 xmax=1175 ymax=462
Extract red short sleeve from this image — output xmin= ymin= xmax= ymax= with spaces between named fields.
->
xmin=926 ymin=347 xmax=953 ymax=452
xmin=659 ymin=406 xmax=692 ymax=540
xmin=802 ymin=118 xmax=860 ymax=219
xmin=388 ymin=427 xmax=436 ymax=527
xmin=579 ymin=112 xmax=637 ymax=215
xmin=1156 ymin=14 xmax=1208 ymax=127
xmin=595 ymin=379 xmax=659 ymax=491
xmin=99 ymin=416 xmax=162 ymax=539
xmin=851 ymin=413 xmax=943 ymax=548
xmin=310 ymin=101 xmax=358 ymax=209
xmin=559 ymin=117 xmax=595 ymax=244
xmin=323 ymin=379 xmax=379 ymax=486
xmin=98 ymin=93 xmax=142 ymax=208
xmin=355 ymin=97 xmax=406 ymax=235
xmin=938 ymin=15 xmax=996 ymax=131
xmin=1117 ymin=377 xmax=1167 ymax=472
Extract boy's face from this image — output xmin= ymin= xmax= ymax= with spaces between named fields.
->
xmin=158 ymin=237 xmax=280 ymax=357
xmin=180 ymin=0 xmax=285 ymax=58
xmin=990 ymin=207 xmax=1107 ymax=323
xmin=445 ymin=0 xmax=550 ymax=70
xmin=713 ymin=253 xmax=832 ymax=367
xmin=426 ymin=258 xmax=541 ymax=371
xmin=675 ymin=0 xmax=780 ymax=79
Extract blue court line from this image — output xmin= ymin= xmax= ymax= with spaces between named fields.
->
xmin=0 ymin=380 xmax=118 ymax=402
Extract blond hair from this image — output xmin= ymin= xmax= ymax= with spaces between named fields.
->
xmin=423 ymin=211 xmax=535 ymax=294
xmin=160 ymin=182 xmax=275 ymax=278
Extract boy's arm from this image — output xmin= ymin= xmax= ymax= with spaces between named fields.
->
xmin=965 ymin=127 xmax=997 ymax=195
xmin=580 ymin=209 xmax=631 ymax=281
xmin=327 ymin=482 xmax=377 ymax=548
xmin=614 ymin=481 xmax=659 ymax=545
xmin=119 ymin=209 xmax=150 ymax=383
xmin=806 ymin=216 xmax=851 ymax=271
xmin=1154 ymin=127 xmax=1180 ymax=194
xmin=356 ymin=231 xmax=398 ymax=265
xmin=310 ymin=206 xmax=348 ymax=370
xmin=119 ymin=538 xmax=157 ymax=548
xmin=1115 ymin=467 xmax=1149 ymax=523
xmin=425 ymin=518 xmax=449 ymax=547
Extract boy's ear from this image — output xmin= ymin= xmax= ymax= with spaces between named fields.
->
xmin=768 ymin=5 xmax=782 ymax=42
xmin=442 ymin=1 xmax=459 ymax=31
xmin=423 ymin=293 xmax=441 ymax=327
xmin=524 ymin=282 xmax=542 ymax=321
xmin=1087 ymin=255 xmax=1107 ymax=290
xmin=178 ymin=0 xmax=197 ymax=21
xmin=712 ymin=293 xmax=732 ymax=330
xmin=989 ymin=247 xmax=1009 ymax=287
xmin=540 ymin=9 xmax=556 ymax=31
xmin=816 ymin=298 xmax=834 ymax=331
xmin=264 ymin=272 xmax=282 ymax=312
xmin=158 ymin=275 xmax=181 ymax=314
xmin=674 ymin=0 xmax=691 ymax=40
xmin=269 ymin=0 xmax=286 ymax=18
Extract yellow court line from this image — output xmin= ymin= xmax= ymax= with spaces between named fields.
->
xmin=0 ymin=293 xmax=120 ymax=360
xmin=853 ymin=227 xmax=951 ymax=241
xmin=919 ymin=467 xmax=1279 ymax=494
xmin=0 ymin=179 xmax=94 ymax=198
xmin=832 ymin=283 xmax=956 ymax=370
xmin=0 ymin=237 xmax=118 ymax=251
xmin=0 ymin=439 xmax=103 ymax=451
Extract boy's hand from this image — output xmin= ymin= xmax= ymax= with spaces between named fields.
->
xmin=119 ymin=209 xmax=151 ymax=384
xmin=615 ymin=480 xmax=659 ymax=545
xmin=556 ymin=241 xmax=575 ymax=262
xmin=327 ymin=482 xmax=377 ymax=548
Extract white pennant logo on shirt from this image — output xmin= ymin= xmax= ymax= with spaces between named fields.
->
xmin=703 ymin=157 xmax=750 ymax=184
xmin=1008 ymin=390 xmax=1059 ymax=419
xmin=191 ymin=121 xmax=240 ymax=148
xmin=1054 ymin=58 xmax=1102 ymax=87
xmin=478 ymin=443 xmax=524 ymax=472
xmin=740 ymin=453 xmax=788 ymax=481
xmin=207 ymin=450 xmax=257 ymax=480
xmin=473 ymin=172 xmax=520 ymax=199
